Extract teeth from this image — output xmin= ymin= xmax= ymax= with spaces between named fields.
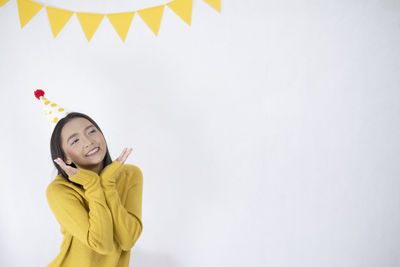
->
xmin=87 ymin=147 xmax=99 ymax=156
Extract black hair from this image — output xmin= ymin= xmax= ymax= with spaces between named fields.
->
xmin=50 ymin=112 xmax=112 ymax=187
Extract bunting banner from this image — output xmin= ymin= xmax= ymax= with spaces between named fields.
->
xmin=1 ymin=0 xmax=220 ymax=42
xmin=0 ymin=0 xmax=10 ymax=7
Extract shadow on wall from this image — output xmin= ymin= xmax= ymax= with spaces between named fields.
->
xmin=132 ymin=248 xmax=180 ymax=267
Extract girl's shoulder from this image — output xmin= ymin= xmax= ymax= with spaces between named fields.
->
xmin=120 ymin=164 xmax=143 ymax=183
xmin=122 ymin=163 xmax=142 ymax=174
xmin=46 ymin=175 xmax=84 ymax=198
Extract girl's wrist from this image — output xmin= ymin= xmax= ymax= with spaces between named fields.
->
xmin=100 ymin=161 xmax=124 ymax=184
xmin=69 ymin=168 xmax=100 ymax=187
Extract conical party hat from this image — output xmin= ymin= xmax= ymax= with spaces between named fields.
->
xmin=34 ymin=89 xmax=73 ymax=133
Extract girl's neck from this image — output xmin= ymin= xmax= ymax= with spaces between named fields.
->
xmin=79 ymin=161 xmax=104 ymax=175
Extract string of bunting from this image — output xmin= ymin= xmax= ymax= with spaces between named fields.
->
xmin=0 ymin=0 xmax=220 ymax=42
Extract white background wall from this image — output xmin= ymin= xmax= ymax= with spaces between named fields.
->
xmin=1 ymin=0 xmax=399 ymax=266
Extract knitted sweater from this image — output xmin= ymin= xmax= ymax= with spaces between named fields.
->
xmin=46 ymin=161 xmax=143 ymax=267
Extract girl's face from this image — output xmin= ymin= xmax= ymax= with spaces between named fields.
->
xmin=61 ymin=117 xmax=107 ymax=172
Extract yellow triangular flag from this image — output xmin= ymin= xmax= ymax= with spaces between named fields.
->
xmin=167 ymin=0 xmax=193 ymax=26
xmin=46 ymin=6 xmax=74 ymax=38
xmin=106 ymin=12 xmax=135 ymax=42
xmin=203 ymin=0 xmax=221 ymax=12
xmin=0 ymin=0 xmax=10 ymax=7
xmin=17 ymin=0 xmax=43 ymax=28
xmin=137 ymin=5 xmax=164 ymax=36
xmin=76 ymin=12 xmax=104 ymax=42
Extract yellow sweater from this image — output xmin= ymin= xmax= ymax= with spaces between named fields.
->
xmin=46 ymin=161 xmax=143 ymax=267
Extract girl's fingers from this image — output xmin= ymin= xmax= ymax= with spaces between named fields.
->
xmin=117 ymin=147 xmax=133 ymax=163
xmin=54 ymin=158 xmax=66 ymax=170
xmin=54 ymin=158 xmax=71 ymax=174
xmin=123 ymin=148 xmax=133 ymax=162
xmin=122 ymin=148 xmax=131 ymax=160
xmin=118 ymin=149 xmax=126 ymax=163
xmin=54 ymin=158 xmax=78 ymax=177
xmin=117 ymin=148 xmax=127 ymax=161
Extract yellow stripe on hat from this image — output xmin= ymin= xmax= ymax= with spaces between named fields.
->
xmin=34 ymin=89 xmax=73 ymax=133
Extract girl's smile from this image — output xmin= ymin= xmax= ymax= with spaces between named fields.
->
xmin=86 ymin=147 xmax=100 ymax=157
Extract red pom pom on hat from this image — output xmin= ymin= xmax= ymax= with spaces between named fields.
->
xmin=34 ymin=89 xmax=45 ymax=100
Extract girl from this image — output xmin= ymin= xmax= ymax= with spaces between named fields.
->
xmin=46 ymin=112 xmax=143 ymax=267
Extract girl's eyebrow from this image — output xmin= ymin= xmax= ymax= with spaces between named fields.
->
xmin=67 ymin=125 xmax=95 ymax=143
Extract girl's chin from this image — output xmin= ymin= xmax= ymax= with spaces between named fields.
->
xmin=84 ymin=156 xmax=103 ymax=162
xmin=83 ymin=154 xmax=105 ymax=163
xmin=77 ymin=161 xmax=103 ymax=169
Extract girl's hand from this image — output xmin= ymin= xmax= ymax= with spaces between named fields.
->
xmin=115 ymin=147 xmax=133 ymax=164
xmin=54 ymin=158 xmax=79 ymax=178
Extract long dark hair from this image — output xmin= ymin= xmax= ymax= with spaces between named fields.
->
xmin=50 ymin=112 xmax=112 ymax=187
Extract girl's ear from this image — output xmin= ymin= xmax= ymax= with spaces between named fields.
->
xmin=64 ymin=157 xmax=71 ymax=165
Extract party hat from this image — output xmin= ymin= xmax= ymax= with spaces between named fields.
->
xmin=34 ymin=89 xmax=73 ymax=133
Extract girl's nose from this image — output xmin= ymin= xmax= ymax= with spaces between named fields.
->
xmin=83 ymin=136 xmax=94 ymax=148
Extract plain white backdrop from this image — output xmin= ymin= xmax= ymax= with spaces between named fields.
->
xmin=0 ymin=0 xmax=399 ymax=266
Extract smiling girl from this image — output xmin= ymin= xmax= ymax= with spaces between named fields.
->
xmin=45 ymin=112 xmax=143 ymax=267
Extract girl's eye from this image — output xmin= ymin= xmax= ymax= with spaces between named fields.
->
xmin=70 ymin=129 xmax=96 ymax=145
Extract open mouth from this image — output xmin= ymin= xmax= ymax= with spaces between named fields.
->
xmin=86 ymin=147 xmax=100 ymax=157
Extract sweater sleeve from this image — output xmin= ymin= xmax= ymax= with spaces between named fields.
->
xmin=46 ymin=168 xmax=114 ymax=255
xmin=100 ymin=163 xmax=143 ymax=251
